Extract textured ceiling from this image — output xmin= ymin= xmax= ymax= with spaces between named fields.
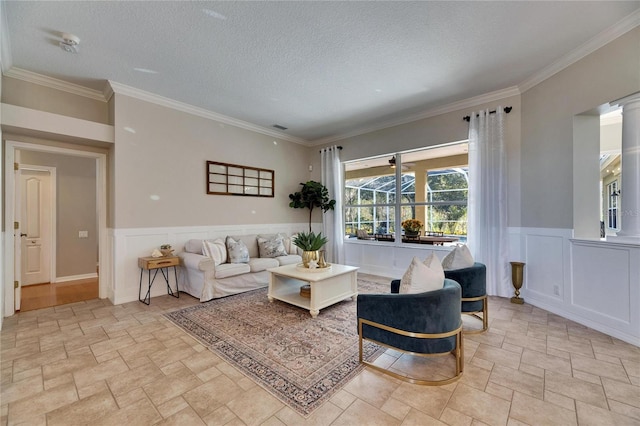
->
xmin=2 ymin=1 xmax=639 ymax=143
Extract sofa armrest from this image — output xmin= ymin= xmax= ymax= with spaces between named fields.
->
xmin=179 ymin=252 xmax=215 ymax=272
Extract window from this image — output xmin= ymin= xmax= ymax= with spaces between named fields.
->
xmin=599 ymin=109 xmax=622 ymax=234
xmin=344 ymin=144 xmax=468 ymax=243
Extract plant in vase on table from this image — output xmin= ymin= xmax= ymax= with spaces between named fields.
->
xmin=159 ymin=244 xmax=174 ymax=257
xmin=401 ymin=219 xmax=423 ymax=237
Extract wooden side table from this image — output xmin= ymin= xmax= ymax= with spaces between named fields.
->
xmin=138 ymin=256 xmax=180 ymax=305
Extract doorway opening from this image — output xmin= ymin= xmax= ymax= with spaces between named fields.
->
xmin=3 ymin=140 xmax=108 ymax=317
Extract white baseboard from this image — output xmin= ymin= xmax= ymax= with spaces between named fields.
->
xmin=55 ymin=273 xmax=99 ymax=283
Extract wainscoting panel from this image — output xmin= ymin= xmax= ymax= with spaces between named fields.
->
xmin=524 ymin=233 xmax=567 ymax=301
xmin=571 ymin=240 xmax=637 ymax=330
xmin=344 ymin=240 xmax=451 ymax=279
xmin=515 ymin=227 xmax=639 ymax=346
xmin=111 ymin=223 xmax=310 ymax=305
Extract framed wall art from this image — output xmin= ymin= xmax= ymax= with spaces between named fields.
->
xmin=206 ymin=161 xmax=274 ymax=197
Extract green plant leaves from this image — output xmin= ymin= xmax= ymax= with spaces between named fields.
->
xmin=292 ymin=231 xmax=329 ymax=251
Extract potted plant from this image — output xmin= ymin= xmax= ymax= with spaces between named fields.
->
xmin=289 ymin=181 xmax=336 ymax=233
xmin=289 ymin=181 xmax=335 ymax=268
xmin=292 ymin=232 xmax=328 ymax=267
xmin=159 ymin=244 xmax=174 ymax=257
xmin=401 ymin=219 xmax=423 ymax=237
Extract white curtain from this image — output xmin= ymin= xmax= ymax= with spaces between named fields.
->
xmin=468 ymin=108 xmax=511 ymax=297
xmin=321 ymin=146 xmax=344 ymax=264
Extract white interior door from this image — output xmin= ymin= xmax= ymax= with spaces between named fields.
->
xmin=20 ymin=168 xmax=54 ymax=286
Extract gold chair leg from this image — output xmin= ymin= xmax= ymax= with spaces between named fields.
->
xmin=358 ymin=319 xmax=463 ymax=386
xmin=462 ymin=295 xmax=488 ymax=334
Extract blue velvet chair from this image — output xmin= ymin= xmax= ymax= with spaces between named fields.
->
xmin=444 ymin=262 xmax=488 ymax=333
xmin=357 ymin=279 xmax=463 ymax=385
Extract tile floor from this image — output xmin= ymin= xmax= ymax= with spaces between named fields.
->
xmin=1 ymin=274 xmax=639 ymax=425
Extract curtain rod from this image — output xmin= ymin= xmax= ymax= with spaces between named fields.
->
xmin=319 ymin=146 xmax=343 ymax=153
xmin=463 ymin=106 xmax=512 ymax=122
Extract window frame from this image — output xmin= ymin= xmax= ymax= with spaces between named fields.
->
xmin=343 ymin=150 xmax=469 ymax=243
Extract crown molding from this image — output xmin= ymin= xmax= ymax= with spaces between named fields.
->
xmin=107 ymin=81 xmax=309 ymax=145
xmin=519 ymin=9 xmax=640 ymax=93
xmin=4 ymin=67 xmax=107 ymax=101
xmin=311 ymin=86 xmax=521 ymax=145
xmin=103 ymin=83 xmax=114 ymax=102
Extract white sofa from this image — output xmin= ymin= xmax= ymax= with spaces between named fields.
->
xmin=178 ymin=233 xmax=302 ymax=302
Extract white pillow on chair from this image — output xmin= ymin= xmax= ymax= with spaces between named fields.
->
xmin=442 ymin=244 xmax=474 ymax=270
xmin=399 ymin=254 xmax=445 ymax=294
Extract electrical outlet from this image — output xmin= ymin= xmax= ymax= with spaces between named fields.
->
xmin=79 ymin=230 xmax=88 ymax=238
xmin=553 ymin=285 xmax=560 ymax=296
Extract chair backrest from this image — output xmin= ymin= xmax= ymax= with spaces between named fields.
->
xmin=356 ymin=229 xmax=374 ymax=239
xmin=358 ymin=279 xmax=461 ymax=354
xmin=443 ymin=262 xmax=486 ymax=298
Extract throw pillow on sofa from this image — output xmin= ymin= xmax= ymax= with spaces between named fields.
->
xmin=257 ymin=235 xmax=288 ymax=258
xmin=203 ymin=239 xmax=227 ymax=265
xmin=399 ymin=254 xmax=445 ymax=294
xmin=286 ymin=234 xmax=301 ymax=255
xmin=442 ymin=244 xmax=474 ymax=270
xmin=226 ymin=236 xmax=250 ymax=263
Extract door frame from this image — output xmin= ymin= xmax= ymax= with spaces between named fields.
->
xmin=18 ymin=164 xmax=57 ymax=286
xmin=4 ymin=140 xmax=108 ymax=316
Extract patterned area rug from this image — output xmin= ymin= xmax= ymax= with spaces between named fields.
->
xmin=164 ymin=277 xmax=387 ymax=416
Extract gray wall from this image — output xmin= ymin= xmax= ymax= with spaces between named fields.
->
xmin=18 ymin=150 xmax=98 ymax=278
xmin=1 ymin=76 xmax=109 ymax=124
xmin=111 ymin=94 xmax=314 ymax=228
xmin=520 ymin=27 xmax=640 ymax=229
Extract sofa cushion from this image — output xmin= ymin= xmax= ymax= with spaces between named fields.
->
xmin=202 ymin=239 xmax=227 ymax=265
xmin=399 ymin=255 xmax=445 ymax=294
xmin=226 ymin=236 xmax=250 ymax=263
xmin=214 ymin=263 xmax=251 ymax=279
xmin=184 ymin=239 xmax=205 ymax=255
xmin=276 ymin=254 xmax=302 ymax=266
xmin=248 ymin=257 xmax=279 ymax=273
xmin=442 ymin=244 xmax=474 ymax=270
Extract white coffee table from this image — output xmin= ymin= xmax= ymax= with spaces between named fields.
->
xmin=267 ymin=263 xmax=359 ymax=317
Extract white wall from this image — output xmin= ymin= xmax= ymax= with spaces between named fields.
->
xmin=111 ymin=223 xmax=310 ymax=305
xmin=0 ymin=65 xmax=4 ymax=328
xmin=344 ymin=239 xmax=453 ymax=279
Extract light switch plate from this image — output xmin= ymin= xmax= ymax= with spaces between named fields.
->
xmin=79 ymin=230 xmax=88 ymax=238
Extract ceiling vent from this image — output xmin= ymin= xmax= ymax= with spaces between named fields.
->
xmin=59 ymin=33 xmax=80 ymax=53
xmin=272 ymin=124 xmax=287 ymax=130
